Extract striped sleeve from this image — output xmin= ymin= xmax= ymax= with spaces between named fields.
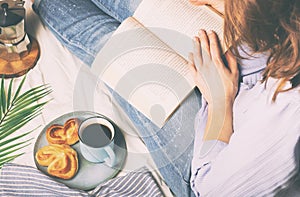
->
xmin=191 ymin=97 xmax=228 ymax=196
xmin=190 ymin=140 xmax=228 ymax=197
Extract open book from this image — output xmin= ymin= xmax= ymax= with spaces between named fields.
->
xmin=92 ymin=0 xmax=224 ymax=128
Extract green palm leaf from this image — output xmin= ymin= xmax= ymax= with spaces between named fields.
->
xmin=0 ymin=76 xmax=51 ymax=169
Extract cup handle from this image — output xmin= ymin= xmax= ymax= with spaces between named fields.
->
xmin=104 ymin=146 xmax=116 ymax=167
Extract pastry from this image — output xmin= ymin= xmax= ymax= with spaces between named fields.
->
xmin=46 ymin=118 xmax=80 ymax=145
xmin=35 ymin=144 xmax=78 ymax=179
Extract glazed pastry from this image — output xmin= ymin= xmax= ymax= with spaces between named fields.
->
xmin=46 ymin=118 xmax=80 ymax=145
xmin=35 ymin=144 xmax=78 ymax=179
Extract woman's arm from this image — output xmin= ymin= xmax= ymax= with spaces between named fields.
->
xmin=189 ymin=30 xmax=238 ymax=195
xmin=189 ymin=30 xmax=239 ymax=143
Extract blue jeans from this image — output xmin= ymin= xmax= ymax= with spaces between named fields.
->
xmin=33 ymin=0 xmax=141 ymax=66
xmin=34 ymin=1 xmax=201 ymax=196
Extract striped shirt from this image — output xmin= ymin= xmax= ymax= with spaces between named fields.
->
xmin=0 ymin=163 xmax=163 ymax=197
xmin=191 ymin=77 xmax=300 ymax=196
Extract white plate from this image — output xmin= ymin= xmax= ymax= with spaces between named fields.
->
xmin=33 ymin=111 xmax=127 ymax=191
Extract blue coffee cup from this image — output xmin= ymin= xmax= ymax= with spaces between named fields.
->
xmin=78 ymin=116 xmax=116 ymax=167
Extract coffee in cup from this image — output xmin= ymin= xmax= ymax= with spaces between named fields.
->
xmin=78 ymin=116 xmax=116 ymax=167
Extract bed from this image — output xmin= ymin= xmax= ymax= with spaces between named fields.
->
xmin=5 ymin=1 xmax=173 ymax=196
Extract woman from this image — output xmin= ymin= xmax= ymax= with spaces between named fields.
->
xmin=33 ymin=0 xmax=300 ymax=196
xmin=188 ymin=0 xmax=300 ymax=196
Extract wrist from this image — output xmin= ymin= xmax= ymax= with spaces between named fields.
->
xmin=208 ymin=97 xmax=234 ymax=110
xmin=203 ymin=99 xmax=234 ymax=143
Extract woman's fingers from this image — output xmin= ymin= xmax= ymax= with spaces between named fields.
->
xmin=189 ymin=0 xmax=225 ymax=15
xmin=189 ymin=0 xmax=211 ymax=6
xmin=207 ymin=31 xmax=224 ymax=69
xmin=188 ymin=52 xmax=196 ymax=73
xmin=225 ymin=50 xmax=238 ymax=75
xmin=190 ymin=30 xmax=239 ymax=105
xmin=193 ymin=37 xmax=203 ymax=69
xmin=198 ymin=30 xmax=210 ymax=57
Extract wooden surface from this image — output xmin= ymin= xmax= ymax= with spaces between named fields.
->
xmin=0 ymin=35 xmax=40 ymax=78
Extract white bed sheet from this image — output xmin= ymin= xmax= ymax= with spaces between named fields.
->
xmin=5 ymin=1 xmax=173 ymax=196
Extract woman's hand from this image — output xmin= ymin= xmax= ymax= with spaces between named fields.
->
xmin=189 ymin=30 xmax=239 ymax=106
xmin=189 ymin=30 xmax=239 ymax=143
xmin=189 ymin=0 xmax=224 ymax=15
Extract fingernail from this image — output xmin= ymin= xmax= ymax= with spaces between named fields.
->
xmin=194 ymin=36 xmax=199 ymax=43
xmin=208 ymin=30 xmax=215 ymax=35
xmin=199 ymin=29 xmax=205 ymax=35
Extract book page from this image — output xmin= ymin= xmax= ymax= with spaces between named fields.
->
xmin=92 ymin=17 xmax=195 ymax=128
xmin=133 ymin=0 xmax=225 ymax=60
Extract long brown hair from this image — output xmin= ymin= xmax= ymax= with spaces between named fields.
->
xmin=224 ymin=0 xmax=300 ymax=100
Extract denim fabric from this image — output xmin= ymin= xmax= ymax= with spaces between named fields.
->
xmin=90 ymin=0 xmax=142 ymax=22
xmin=112 ymin=88 xmax=201 ymax=197
xmin=33 ymin=0 xmax=120 ymax=65
xmin=34 ymin=1 xmax=200 ymax=196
